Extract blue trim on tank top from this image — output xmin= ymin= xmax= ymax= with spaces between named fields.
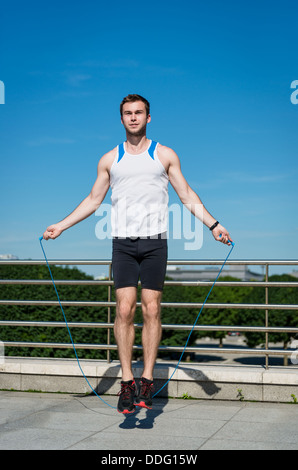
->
xmin=148 ymin=140 xmax=157 ymax=159
xmin=117 ymin=143 xmax=125 ymax=163
xmin=117 ymin=140 xmax=157 ymax=163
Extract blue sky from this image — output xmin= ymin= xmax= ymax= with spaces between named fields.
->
xmin=1 ymin=0 xmax=298 ymax=277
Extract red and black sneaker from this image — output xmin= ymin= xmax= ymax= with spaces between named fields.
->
xmin=117 ymin=380 xmax=137 ymax=414
xmin=135 ymin=377 xmax=154 ymax=409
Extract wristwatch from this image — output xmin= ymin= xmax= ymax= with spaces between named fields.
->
xmin=209 ymin=221 xmax=219 ymax=231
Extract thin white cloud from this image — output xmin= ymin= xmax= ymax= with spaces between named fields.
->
xmin=66 ymin=58 xmax=183 ymax=77
xmin=191 ymin=170 xmax=290 ymax=191
xmin=235 ymin=229 xmax=289 ymax=239
xmin=26 ymin=137 xmax=76 ymax=147
xmin=64 ymin=73 xmax=92 ymax=87
xmin=226 ymin=171 xmax=289 ymax=184
xmin=68 ymin=59 xmax=139 ymax=69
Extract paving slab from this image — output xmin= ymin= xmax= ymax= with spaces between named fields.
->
xmin=0 ymin=391 xmax=298 ymax=451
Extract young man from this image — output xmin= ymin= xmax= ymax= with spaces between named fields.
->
xmin=42 ymin=94 xmax=232 ymax=414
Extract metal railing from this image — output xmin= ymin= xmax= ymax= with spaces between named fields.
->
xmin=0 ymin=259 xmax=298 ymax=370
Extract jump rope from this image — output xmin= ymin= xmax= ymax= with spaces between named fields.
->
xmin=39 ymin=235 xmax=234 ymax=411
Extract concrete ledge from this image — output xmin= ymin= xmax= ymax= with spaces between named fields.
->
xmin=0 ymin=357 xmax=298 ymax=403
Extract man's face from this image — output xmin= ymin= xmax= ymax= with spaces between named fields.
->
xmin=121 ymin=101 xmax=151 ymax=136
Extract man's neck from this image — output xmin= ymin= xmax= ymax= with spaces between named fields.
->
xmin=125 ymin=134 xmax=149 ymax=155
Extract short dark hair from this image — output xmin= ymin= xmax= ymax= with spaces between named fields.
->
xmin=120 ymin=94 xmax=150 ymax=116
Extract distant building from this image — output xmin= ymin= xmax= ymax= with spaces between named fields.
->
xmin=0 ymin=254 xmax=19 ymax=260
xmin=166 ymin=264 xmax=263 ymax=281
xmin=94 ymin=274 xmax=108 ymax=280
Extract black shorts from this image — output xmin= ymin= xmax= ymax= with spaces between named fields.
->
xmin=112 ymin=234 xmax=168 ymax=291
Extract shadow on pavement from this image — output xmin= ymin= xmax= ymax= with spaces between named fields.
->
xmin=74 ymin=360 xmax=222 ymax=428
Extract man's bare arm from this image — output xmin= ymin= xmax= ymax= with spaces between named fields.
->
xmin=158 ymin=145 xmax=232 ymax=245
xmin=43 ymin=150 xmax=114 ymax=240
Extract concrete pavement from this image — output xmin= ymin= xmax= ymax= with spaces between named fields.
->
xmin=0 ymin=390 xmax=297 ymax=450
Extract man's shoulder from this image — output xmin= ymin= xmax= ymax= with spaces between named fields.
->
xmin=102 ymin=145 xmax=118 ymax=159
xmin=157 ymin=143 xmax=173 ymax=153
xmin=98 ymin=146 xmax=118 ymax=169
xmin=157 ymin=143 xmax=179 ymax=162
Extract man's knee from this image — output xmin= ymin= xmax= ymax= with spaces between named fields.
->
xmin=116 ymin=300 xmax=136 ymax=322
xmin=142 ymin=299 xmax=161 ymax=321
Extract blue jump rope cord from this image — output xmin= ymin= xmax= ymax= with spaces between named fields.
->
xmin=39 ymin=236 xmax=234 ymax=408
xmin=39 ymin=236 xmax=117 ymax=410
xmin=153 ymin=237 xmax=234 ymax=397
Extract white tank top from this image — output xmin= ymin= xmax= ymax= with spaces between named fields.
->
xmin=110 ymin=140 xmax=169 ymax=237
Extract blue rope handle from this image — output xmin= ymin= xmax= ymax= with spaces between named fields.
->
xmin=39 ymin=236 xmax=234 ymax=407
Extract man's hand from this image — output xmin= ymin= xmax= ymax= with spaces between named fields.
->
xmin=43 ymin=224 xmax=64 ymax=240
xmin=212 ymin=223 xmax=233 ymax=245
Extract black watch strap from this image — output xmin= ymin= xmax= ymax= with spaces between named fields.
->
xmin=209 ymin=221 xmax=219 ymax=231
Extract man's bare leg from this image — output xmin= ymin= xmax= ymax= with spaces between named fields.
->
xmin=113 ymin=287 xmax=137 ymax=382
xmin=141 ymin=288 xmax=162 ymax=381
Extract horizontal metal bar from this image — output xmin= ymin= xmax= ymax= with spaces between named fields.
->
xmin=0 ymin=320 xmax=298 ymax=334
xmin=1 ymin=259 xmax=298 ymax=266
xmin=1 ymin=279 xmax=298 ymax=288
xmin=167 ymin=260 xmax=298 ymax=266
xmin=0 ymin=279 xmax=111 ymax=286
xmin=1 ymin=299 xmax=297 ymax=310
xmin=0 ymin=320 xmax=111 ymax=329
xmin=2 ymin=341 xmax=119 ymax=350
xmin=0 ymin=260 xmax=113 ymax=266
xmin=165 ymin=281 xmax=298 ymax=288
xmin=2 ymin=341 xmax=295 ymax=356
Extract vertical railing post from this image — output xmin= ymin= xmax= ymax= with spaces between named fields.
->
xmin=265 ymin=263 xmax=269 ymax=369
xmin=107 ymin=263 xmax=112 ymax=363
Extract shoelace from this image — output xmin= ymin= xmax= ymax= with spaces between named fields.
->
xmin=140 ymin=380 xmax=154 ymax=397
xmin=117 ymin=382 xmax=135 ymax=400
